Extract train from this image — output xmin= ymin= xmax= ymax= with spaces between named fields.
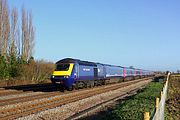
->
xmin=51 ymin=58 xmax=154 ymax=90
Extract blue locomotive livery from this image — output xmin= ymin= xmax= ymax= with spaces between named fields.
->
xmin=51 ymin=58 xmax=153 ymax=90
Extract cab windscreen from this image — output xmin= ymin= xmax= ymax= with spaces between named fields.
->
xmin=56 ymin=64 xmax=70 ymax=71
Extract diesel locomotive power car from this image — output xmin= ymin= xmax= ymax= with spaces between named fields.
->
xmin=51 ymin=58 xmax=153 ymax=90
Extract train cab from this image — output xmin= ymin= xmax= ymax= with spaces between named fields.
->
xmin=51 ymin=59 xmax=77 ymax=90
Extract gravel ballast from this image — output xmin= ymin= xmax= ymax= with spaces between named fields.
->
xmin=16 ymin=79 xmax=152 ymax=120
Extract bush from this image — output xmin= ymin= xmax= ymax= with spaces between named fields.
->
xmin=20 ymin=60 xmax=55 ymax=83
xmin=0 ymin=55 xmax=9 ymax=79
xmin=0 ymin=55 xmax=22 ymax=80
xmin=8 ymin=54 xmax=21 ymax=78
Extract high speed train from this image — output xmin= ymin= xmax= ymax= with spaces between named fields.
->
xmin=51 ymin=58 xmax=153 ymax=90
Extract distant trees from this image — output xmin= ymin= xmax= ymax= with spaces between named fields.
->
xmin=0 ymin=0 xmax=54 ymax=84
xmin=0 ymin=0 xmax=35 ymax=80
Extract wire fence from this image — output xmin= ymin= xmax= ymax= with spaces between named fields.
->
xmin=144 ymin=73 xmax=170 ymax=120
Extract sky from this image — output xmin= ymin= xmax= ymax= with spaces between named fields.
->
xmin=8 ymin=0 xmax=180 ymax=71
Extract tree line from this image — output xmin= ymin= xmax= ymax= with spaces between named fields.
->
xmin=0 ymin=0 xmax=54 ymax=83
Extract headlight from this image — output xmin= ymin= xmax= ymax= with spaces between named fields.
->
xmin=64 ymin=76 xmax=69 ymax=78
xmin=51 ymin=75 xmax=55 ymax=78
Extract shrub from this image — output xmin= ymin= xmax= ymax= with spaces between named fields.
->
xmin=0 ymin=55 xmax=9 ymax=79
xmin=20 ymin=60 xmax=55 ymax=83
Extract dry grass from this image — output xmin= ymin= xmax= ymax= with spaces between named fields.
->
xmin=20 ymin=60 xmax=55 ymax=83
xmin=165 ymin=75 xmax=180 ymax=120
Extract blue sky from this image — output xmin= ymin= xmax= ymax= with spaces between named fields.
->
xmin=9 ymin=0 xmax=180 ymax=71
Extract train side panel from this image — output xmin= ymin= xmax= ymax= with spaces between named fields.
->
xmin=78 ymin=65 xmax=95 ymax=80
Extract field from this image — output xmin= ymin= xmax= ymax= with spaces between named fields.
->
xmin=165 ymin=75 xmax=180 ymax=120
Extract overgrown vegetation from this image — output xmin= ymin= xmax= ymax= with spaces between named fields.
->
xmin=0 ymin=0 xmax=54 ymax=85
xmin=20 ymin=60 xmax=55 ymax=83
xmin=165 ymin=75 xmax=180 ymax=120
xmin=99 ymin=81 xmax=164 ymax=120
xmin=0 ymin=54 xmax=55 ymax=84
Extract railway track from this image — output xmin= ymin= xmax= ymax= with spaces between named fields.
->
xmin=0 ymin=78 xmax=152 ymax=120
xmin=0 ymin=90 xmax=27 ymax=97
xmin=0 ymin=84 xmax=57 ymax=97
xmin=3 ymin=83 xmax=56 ymax=92
xmin=0 ymin=92 xmax=61 ymax=106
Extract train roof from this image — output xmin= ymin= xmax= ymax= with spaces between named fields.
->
xmin=56 ymin=58 xmax=97 ymax=66
xmin=56 ymin=58 xmax=153 ymax=72
xmin=101 ymin=64 xmax=124 ymax=68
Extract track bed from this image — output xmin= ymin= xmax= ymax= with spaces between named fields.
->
xmin=0 ymin=77 xmax=153 ymax=120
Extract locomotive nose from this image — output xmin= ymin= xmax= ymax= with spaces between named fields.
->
xmin=51 ymin=63 xmax=74 ymax=89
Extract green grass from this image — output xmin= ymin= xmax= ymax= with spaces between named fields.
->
xmin=101 ymin=82 xmax=164 ymax=120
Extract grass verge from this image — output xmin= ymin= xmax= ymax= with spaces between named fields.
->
xmin=100 ymin=81 xmax=164 ymax=120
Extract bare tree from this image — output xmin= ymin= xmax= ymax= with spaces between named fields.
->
xmin=21 ymin=7 xmax=35 ymax=61
xmin=0 ymin=0 xmax=10 ymax=58
xmin=0 ymin=0 xmax=2 ymax=55
xmin=28 ymin=10 xmax=35 ymax=59
xmin=10 ymin=7 xmax=18 ymax=56
xmin=3 ymin=0 xmax=9 ymax=58
xmin=21 ymin=6 xmax=27 ymax=60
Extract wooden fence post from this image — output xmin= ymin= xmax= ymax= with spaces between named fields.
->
xmin=160 ymin=91 xmax=163 ymax=99
xmin=155 ymin=97 xmax=160 ymax=120
xmin=156 ymin=97 xmax=159 ymax=110
xmin=144 ymin=112 xmax=150 ymax=120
